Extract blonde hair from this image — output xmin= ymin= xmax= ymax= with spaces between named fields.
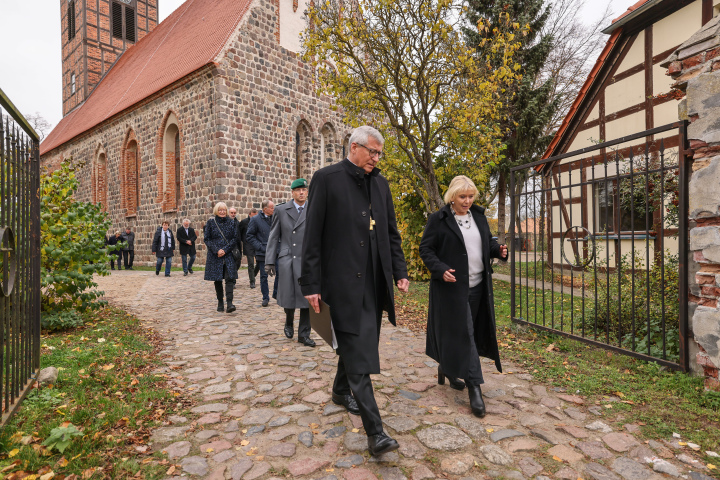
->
xmin=115 ymin=230 xmax=121 ymax=235
xmin=443 ymin=175 xmax=479 ymax=204
xmin=213 ymin=202 xmax=228 ymax=216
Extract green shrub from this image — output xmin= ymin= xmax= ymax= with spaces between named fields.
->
xmin=41 ymin=159 xmax=114 ymax=312
xmin=41 ymin=310 xmax=85 ymax=331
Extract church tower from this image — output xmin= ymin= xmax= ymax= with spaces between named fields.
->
xmin=61 ymin=0 xmax=159 ymax=116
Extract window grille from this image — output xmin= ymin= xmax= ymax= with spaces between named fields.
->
xmin=112 ymin=2 xmax=123 ymax=39
xmin=125 ymin=7 xmax=136 ymax=42
xmin=68 ymin=1 xmax=76 ymax=41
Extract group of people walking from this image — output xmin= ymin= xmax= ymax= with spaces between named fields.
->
xmin=203 ymin=125 xmax=509 ymax=457
xmin=108 ymin=124 xmax=509 ymax=459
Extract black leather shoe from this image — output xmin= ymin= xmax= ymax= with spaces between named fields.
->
xmin=284 ymin=325 xmax=293 ymax=339
xmin=298 ymin=336 xmax=316 ymax=347
xmin=438 ymin=366 xmax=465 ymax=391
xmin=217 ymin=301 xmax=224 ymax=312
xmin=226 ymin=304 xmax=236 ymax=313
xmin=188 ymin=269 xmax=193 ymax=274
xmin=250 ymin=282 xmax=256 ymax=289
xmin=331 ymin=391 xmax=360 ymax=415
xmin=184 ymin=271 xmax=188 ymax=276
xmin=368 ymin=432 xmax=399 ymax=456
xmin=468 ymin=385 xmax=486 ymax=418
xmin=262 ymin=299 xmax=269 ymax=307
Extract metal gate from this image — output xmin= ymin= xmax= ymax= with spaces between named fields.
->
xmin=0 ymin=88 xmax=42 ymax=424
xmin=509 ymin=121 xmax=690 ymax=371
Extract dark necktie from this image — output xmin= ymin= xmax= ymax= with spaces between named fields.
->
xmin=298 ymin=206 xmax=304 ymax=214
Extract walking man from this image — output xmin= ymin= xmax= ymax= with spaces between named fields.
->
xmin=238 ymin=209 xmax=259 ymax=288
xmin=121 ymin=226 xmax=135 ymax=270
xmin=265 ymin=179 xmax=315 ymax=347
xmin=300 ymin=125 xmax=409 ymax=456
xmin=177 ymin=219 xmax=198 ymax=276
xmin=247 ymin=200 xmax=278 ymax=306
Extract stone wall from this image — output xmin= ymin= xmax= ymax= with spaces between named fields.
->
xmin=42 ymin=0 xmax=351 ymax=267
xmin=663 ymin=15 xmax=720 ymax=390
xmin=42 ymin=67 xmax=219 ymax=267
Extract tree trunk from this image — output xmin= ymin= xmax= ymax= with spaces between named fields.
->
xmin=497 ymin=171 xmax=506 ymax=243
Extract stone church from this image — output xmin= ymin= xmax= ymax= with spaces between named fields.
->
xmin=40 ymin=0 xmax=349 ymax=265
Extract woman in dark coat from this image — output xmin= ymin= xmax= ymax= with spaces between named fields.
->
xmin=152 ymin=221 xmax=175 ymax=276
xmin=204 ymin=202 xmax=239 ymax=313
xmin=419 ymin=175 xmax=508 ymax=417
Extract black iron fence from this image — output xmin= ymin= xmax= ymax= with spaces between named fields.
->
xmin=0 ymin=88 xmax=41 ymax=424
xmin=509 ymin=121 xmax=690 ymax=371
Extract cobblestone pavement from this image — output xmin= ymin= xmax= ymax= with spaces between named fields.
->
xmin=96 ymin=271 xmax=716 ymax=480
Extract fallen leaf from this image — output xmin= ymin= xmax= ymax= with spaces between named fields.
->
xmin=40 ymin=471 xmax=55 ymax=480
xmin=486 ymin=428 xmax=494 ymax=433
xmin=553 ymin=456 xmax=563 ymax=462
xmin=205 ymin=448 xmax=214 ymax=453
xmin=56 ymin=457 xmax=69 ymax=468
xmin=166 ymin=466 xmax=176 ymax=475
xmin=240 ymin=440 xmax=250 ymax=446
xmin=8 ymin=449 xmax=19 ymax=457
xmin=708 ymin=464 xmax=716 ymax=470
xmin=545 ymin=343 xmax=555 ymax=352
xmin=351 ymin=428 xmax=359 ymax=433
xmin=101 ymin=364 xmax=115 ymax=371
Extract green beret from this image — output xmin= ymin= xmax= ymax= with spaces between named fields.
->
xmin=291 ymin=178 xmax=308 ymax=190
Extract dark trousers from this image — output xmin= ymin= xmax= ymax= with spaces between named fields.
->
xmin=123 ymin=250 xmax=134 ymax=268
xmin=181 ymin=253 xmax=196 ymax=273
xmin=465 ymin=282 xmax=485 ymax=386
xmin=332 ymin=241 xmax=384 ymax=436
xmin=245 ymin=255 xmax=257 ymax=284
xmin=156 ymin=256 xmax=172 ymax=275
xmin=256 ymin=259 xmax=278 ymax=302
xmin=111 ymin=251 xmax=123 ymax=269
xmin=284 ymin=308 xmax=311 ymax=338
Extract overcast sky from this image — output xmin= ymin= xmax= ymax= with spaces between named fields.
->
xmin=0 ymin=0 xmax=637 ymax=135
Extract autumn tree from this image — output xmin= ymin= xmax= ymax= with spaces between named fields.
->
xmin=302 ymin=0 xmax=523 ymax=214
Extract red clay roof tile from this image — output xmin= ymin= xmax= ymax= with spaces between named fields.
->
xmin=41 ymin=0 xmax=252 ymax=155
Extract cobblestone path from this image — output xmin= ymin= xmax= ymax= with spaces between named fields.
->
xmin=96 ymin=271 xmax=715 ymax=480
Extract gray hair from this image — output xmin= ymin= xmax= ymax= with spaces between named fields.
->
xmin=249 ymin=208 xmax=258 ymax=214
xmin=349 ymin=126 xmax=384 ymax=148
xmin=182 ymin=218 xmax=190 ymax=224
xmin=261 ymin=199 xmax=274 ymax=209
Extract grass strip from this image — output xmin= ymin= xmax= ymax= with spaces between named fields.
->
xmin=395 ymin=279 xmax=720 ymax=468
xmin=0 ymin=307 xmax=190 ymax=479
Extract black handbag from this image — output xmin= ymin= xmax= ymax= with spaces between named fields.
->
xmin=213 ymin=218 xmax=242 ymax=265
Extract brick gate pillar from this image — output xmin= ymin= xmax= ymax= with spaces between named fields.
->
xmin=662 ymin=16 xmax=720 ymax=390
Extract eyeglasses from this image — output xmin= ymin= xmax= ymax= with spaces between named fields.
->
xmin=356 ymin=143 xmax=383 ymax=159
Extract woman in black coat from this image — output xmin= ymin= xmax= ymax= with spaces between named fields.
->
xmin=419 ymin=175 xmax=508 ymax=417
xmin=204 ymin=202 xmax=238 ymax=313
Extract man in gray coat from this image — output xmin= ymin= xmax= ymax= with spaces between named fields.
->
xmin=265 ymin=179 xmax=315 ymax=347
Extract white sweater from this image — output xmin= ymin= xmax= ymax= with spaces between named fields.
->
xmin=455 ymin=213 xmax=483 ymax=287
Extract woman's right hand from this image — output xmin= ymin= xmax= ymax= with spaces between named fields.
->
xmin=443 ymin=269 xmax=456 ymax=282
xmin=218 ymin=249 xmax=225 ymax=257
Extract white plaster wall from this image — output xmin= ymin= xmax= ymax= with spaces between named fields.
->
xmin=617 ymin=31 xmax=644 ymax=72
xmin=606 ymin=112 xmax=645 ymax=148
xmin=566 ymin=126 xmax=600 ymax=151
xmin=606 ymin=72 xmax=645 ymax=114
xmin=653 ymin=1 xmax=702 ymax=54
xmin=586 ymin=101 xmax=600 ymax=122
xmin=654 ymin=99 xmax=683 ymax=128
xmin=279 ymin=0 xmax=310 ymax=53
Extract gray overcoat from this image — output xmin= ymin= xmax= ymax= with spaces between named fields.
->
xmin=265 ymin=201 xmax=309 ymax=309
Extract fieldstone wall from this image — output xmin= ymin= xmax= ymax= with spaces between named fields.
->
xmin=42 ymin=0 xmax=351 ymax=267
xmin=663 ymin=15 xmax=720 ymax=390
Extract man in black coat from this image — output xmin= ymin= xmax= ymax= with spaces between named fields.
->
xmin=120 ymin=226 xmax=135 ymax=270
xmin=247 ymin=200 xmax=278 ymax=307
xmin=300 ymin=125 xmax=409 ymax=457
xmin=176 ymin=219 xmax=198 ymax=276
xmin=238 ymin=209 xmax=259 ymax=288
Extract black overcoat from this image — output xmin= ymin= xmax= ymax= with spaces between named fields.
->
xmin=246 ymin=213 xmax=273 ymax=261
xmin=419 ymin=204 xmax=507 ymax=380
xmin=238 ymin=216 xmax=255 ymax=256
xmin=299 ymin=159 xmax=408 ymax=336
xmin=176 ymin=226 xmax=197 ymax=255
xmin=203 ymin=216 xmax=238 ymax=281
xmin=152 ymin=229 xmax=175 ymax=258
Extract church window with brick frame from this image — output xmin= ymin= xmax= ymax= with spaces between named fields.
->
xmin=320 ymin=122 xmax=336 ymax=165
xmin=295 ymin=120 xmax=313 ymax=179
xmin=157 ymin=111 xmax=184 ymax=212
xmin=93 ymin=146 xmax=108 ymax=211
xmin=111 ymin=2 xmax=136 ymax=43
xmin=122 ymin=129 xmax=140 ymax=217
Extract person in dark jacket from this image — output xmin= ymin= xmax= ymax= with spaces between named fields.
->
xmin=247 ymin=200 xmax=278 ymax=307
xmin=106 ymin=231 xmax=121 ymax=270
xmin=300 ymin=125 xmax=410 ymax=457
xmin=204 ymin=202 xmax=239 ymax=313
xmin=228 ymin=207 xmax=243 ymax=272
xmin=419 ymin=175 xmax=508 ymax=418
xmin=152 ymin=221 xmax=176 ymax=276
xmin=120 ymin=227 xmax=135 ymax=270
xmin=177 ymin=219 xmax=198 ymax=276
xmin=238 ymin=209 xmax=259 ymax=288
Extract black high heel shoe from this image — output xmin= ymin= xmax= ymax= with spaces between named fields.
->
xmin=437 ymin=366 xmax=466 ymax=391
xmin=468 ymin=384 xmax=486 ymax=418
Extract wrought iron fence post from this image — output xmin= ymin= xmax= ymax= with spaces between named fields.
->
xmin=510 ymin=172 xmax=516 ymax=321
xmin=678 ymin=120 xmax=690 ymax=372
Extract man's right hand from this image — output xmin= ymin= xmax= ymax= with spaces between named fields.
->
xmin=305 ymin=294 xmax=321 ymax=313
xmin=265 ymin=264 xmax=276 ymax=276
